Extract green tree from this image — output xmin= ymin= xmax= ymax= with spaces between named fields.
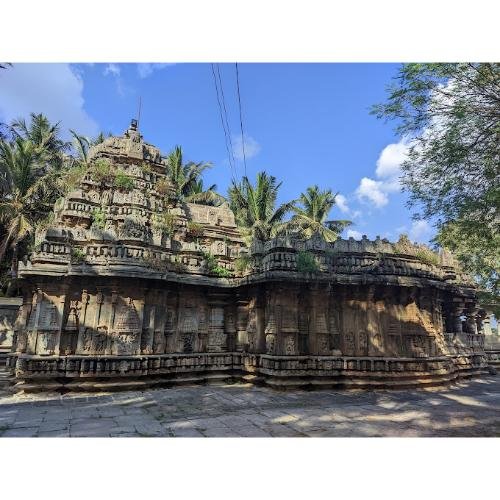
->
xmin=165 ymin=146 xmax=213 ymax=202
xmin=228 ymin=171 xmax=295 ymax=242
xmin=11 ymin=113 xmax=69 ymax=169
xmin=0 ymin=138 xmax=63 ymax=279
xmin=372 ymin=63 xmax=500 ymax=293
xmin=69 ymin=130 xmax=92 ymax=166
xmin=185 ymin=178 xmax=226 ymax=206
xmin=285 ymin=185 xmax=351 ymax=242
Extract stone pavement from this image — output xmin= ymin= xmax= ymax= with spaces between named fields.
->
xmin=0 ymin=369 xmax=499 ymax=437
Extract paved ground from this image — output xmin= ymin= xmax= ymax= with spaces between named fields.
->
xmin=0 ymin=368 xmax=499 ymax=437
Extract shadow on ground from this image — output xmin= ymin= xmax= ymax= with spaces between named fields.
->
xmin=0 ymin=373 xmax=499 ymax=437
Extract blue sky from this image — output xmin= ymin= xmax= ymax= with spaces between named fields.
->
xmin=0 ymin=63 xmax=433 ymax=243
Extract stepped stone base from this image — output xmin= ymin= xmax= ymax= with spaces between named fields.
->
xmin=6 ymin=351 xmax=488 ymax=393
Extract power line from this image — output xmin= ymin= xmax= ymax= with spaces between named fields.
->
xmin=210 ymin=63 xmax=236 ymax=181
xmin=215 ymin=64 xmax=236 ymax=169
xmin=235 ymin=62 xmax=247 ymax=177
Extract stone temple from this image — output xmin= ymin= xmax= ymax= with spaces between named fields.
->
xmin=6 ymin=120 xmax=495 ymax=392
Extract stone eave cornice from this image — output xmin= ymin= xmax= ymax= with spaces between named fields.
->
xmin=18 ymin=259 xmax=476 ymax=295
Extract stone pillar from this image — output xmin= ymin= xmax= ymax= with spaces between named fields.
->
xmin=298 ymin=286 xmax=311 ymax=355
xmin=52 ymin=284 xmax=68 ymax=356
xmin=76 ymin=289 xmax=95 ymax=355
xmin=477 ymin=309 xmax=487 ymax=336
xmin=152 ymin=290 xmax=169 ymax=354
xmin=235 ymin=294 xmax=249 ymax=352
xmin=207 ymin=292 xmax=227 ymax=352
xmin=135 ymin=290 xmax=146 ymax=355
xmin=104 ymin=290 xmax=118 ymax=355
xmin=328 ymin=290 xmax=341 ymax=354
xmin=264 ymin=286 xmax=277 ymax=354
xmin=481 ymin=311 xmax=494 ymax=336
xmin=25 ymin=289 xmax=39 ymax=354
xmin=309 ymin=284 xmax=330 ymax=355
xmin=465 ymin=304 xmax=479 ymax=336
xmin=367 ymin=285 xmax=384 ymax=356
xmin=225 ymin=303 xmax=236 ymax=352
xmin=451 ymin=299 xmax=465 ymax=334
xmin=277 ymin=284 xmax=299 ymax=356
xmin=198 ymin=297 xmax=209 ymax=352
xmin=255 ymin=287 xmax=266 ymax=353
xmin=13 ymin=292 xmax=32 ymax=353
xmin=164 ymin=290 xmax=178 ymax=353
xmin=141 ymin=290 xmax=156 ymax=355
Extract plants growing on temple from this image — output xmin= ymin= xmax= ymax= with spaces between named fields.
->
xmin=394 ymin=235 xmax=439 ymax=266
xmin=141 ymin=162 xmax=153 ymax=174
xmin=115 ymin=170 xmax=134 ymax=191
xmin=228 ymin=171 xmax=295 ymax=242
xmin=296 ymin=250 xmax=320 ymax=273
xmin=70 ymin=247 xmax=86 ymax=264
xmin=141 ymin=253 xmax=169 ymax=273
xmin=186 ymin=221 xmax=204 ymax=238
xmin=90 ymin=207 xmax=106 ymax=229
xmin=155 ymin=178 xmax=171 ymax=196
xmin=152 ymin=212 xmax=176 ymax=236
xmin=414 ymin=247 xmax=440 ymax=266
xmin=285 ymin=185 xmax=352 ymax=242
xmin=372 ymin=63 xmax=500 ymax=294
xmin=202 ymin=251 xmax=233 ymax=278
xmin=234 ymin=254 xmax=251 ymax=274
xmin=89 ymin=158 xmax=115 ymax=187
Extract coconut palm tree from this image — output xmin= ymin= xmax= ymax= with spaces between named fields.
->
xmin=0 ymin=137 xmax=63 ymax=278
xmin=185 ymin=179 xmax=226 ymax=206
xmin=286 ymin=185 xmax=352 ymax=242
xmin=11 ymin=113 xmax=69 ymax=168
xmin=92 ymin=131 xmax=112 ymax=146
xmin=165 ymin=145 xmax=213 ymax=201
xmin=69 ymin=130 xmax=92 ymax=165
xmin=228 ymin=171 xmax=295 ymax=242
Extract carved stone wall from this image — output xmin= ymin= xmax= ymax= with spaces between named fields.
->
xmin=7 ymin=121 xmax=489 ymax=391
xmin=0 ymin=297 xmax=22 ymax=351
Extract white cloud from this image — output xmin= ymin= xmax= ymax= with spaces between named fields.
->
xmin=102 ymin=63 xmax=129 ymax=97
xmin=335 ymin=194 xmax=350 ymax=213
xmin=0 ymin=63 xmax=98 ymax=137
xmin=346 ymin=229 xmax=363 ymax=240
xmin=375 ymin=140 xmax=409 ymax=179
xmin=232 ymin=134 xmax=261 ymax=161
xmin=355 ymin=137 xmax=409 ymax=208
xmin=137 ymin=63 xmax=174 ymax=78
xmin=103 ymin=63 xmax=121 ymax=77
xmin=355 ymin=177 xmax=389 ymax=208
xmin=408 ymin=220 xmax=432 ymax=242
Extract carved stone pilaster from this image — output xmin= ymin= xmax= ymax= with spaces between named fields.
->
xmin=309 ymin=283 xmax=330 ymax=356
xmin=207 ymin=292 xmax=229 ymax=352
xmin=235 ymin=294 xmax=249 ymax=352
